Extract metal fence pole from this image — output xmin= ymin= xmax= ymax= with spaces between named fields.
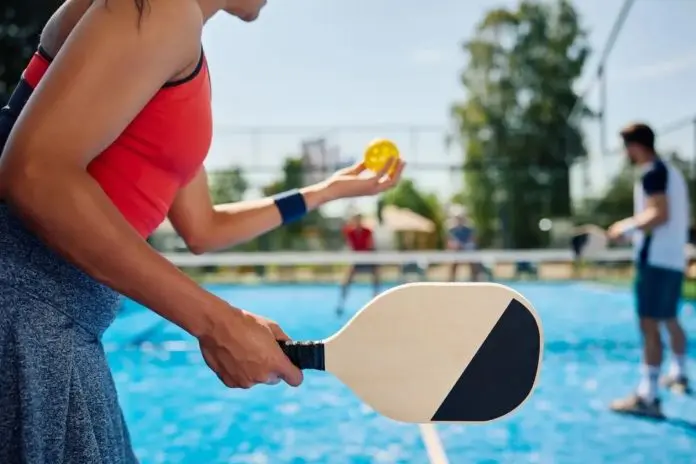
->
xmin=693 ymin=117 xmax=696 ymax=177
xmin=568 ymin=0 xmax=636 ymax=198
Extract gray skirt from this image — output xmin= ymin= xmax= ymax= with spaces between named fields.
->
xmin=0 ymin=204 xmax=138 ymax=463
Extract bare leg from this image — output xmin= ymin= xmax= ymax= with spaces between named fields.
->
xmin=449 ymin=263 xmax=458 ymax=282
xmin=636 ymin=318 xmax=663 ymax=401
xmin=371 ymin=266 xmax=380 ymax=297
xmin=610 ymin=267 xmax=672 ymax=416
xmin=469 ymin=262 xmax=486 ymax=282
xmin=665 ymin=318 xmax=687 ymax=356
xmin=610 ymin=317 xmax=665 ymax=416
xmin=337 ymin=267 xmax=356 ymax=316
xmin=640 ymin=318 xmax=663 ymax=367
xmin=664 ymin=318 xmax=689 ymax=389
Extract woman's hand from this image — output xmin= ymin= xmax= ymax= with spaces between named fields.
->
xmin=322 ymin=157 xmax=405 ymax=201
xmin=198 ymin=303 xmax=303 ymax=389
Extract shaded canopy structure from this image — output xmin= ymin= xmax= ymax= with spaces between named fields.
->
xmin=363 ymin=205 xmax=435 ymax=233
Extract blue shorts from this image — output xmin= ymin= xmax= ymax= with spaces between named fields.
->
xmin=634 ymin=264 xmax=684 ymax=320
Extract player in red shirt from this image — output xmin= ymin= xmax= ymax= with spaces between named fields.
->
xmin=337 ymin=213 xmax=380 ymax=315
xmin=0 ymin=0 xmax=405 ymax=460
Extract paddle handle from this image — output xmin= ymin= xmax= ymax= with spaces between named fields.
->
xmin=278 ymin=341 xmax=325 ymax=370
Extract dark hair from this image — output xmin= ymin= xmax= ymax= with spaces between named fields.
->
xmin=98 ymin=0 xmax=149 ymax=21
xmin=620 ymin=123 xmax=655 ymax=151
xmin=134 ymin=0 xmax=148 ymax=18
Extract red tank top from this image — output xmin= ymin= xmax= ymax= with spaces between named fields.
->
xmin=22 ymin=47 xmax=213 ymax=238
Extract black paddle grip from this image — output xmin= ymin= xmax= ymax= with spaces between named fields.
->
xmin=278 ymin=341 xmax=325 ymax=371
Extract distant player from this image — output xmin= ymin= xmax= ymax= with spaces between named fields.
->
xmin=337 ymin=214 xmax=380 ymax=315
xmin=447 ymin=212 xmax=489 ymax=282
xmin=608 ymin=123 xmax=691 ymax=418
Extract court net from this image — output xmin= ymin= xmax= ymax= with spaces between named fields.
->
xmin=113 ymin=247 xmax=696 ymax=351
xmin=163 ymin=248 xmax=696 ymax=285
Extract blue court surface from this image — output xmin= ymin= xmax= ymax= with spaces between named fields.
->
xmin=104 ymin=282 xmax=696 ymax=464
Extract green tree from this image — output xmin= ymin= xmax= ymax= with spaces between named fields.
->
xmin=452 ymin=0 xmax=590 ymax=248
xmin=208 ymin=167 xmax=249 ymax=204
xmin=377 ymin=179 xmax=446 ymax=248
xmin=579 ymin=168 xmax=634 ymax=228
xmin=586 ymin=151 xmax=696 ymax=227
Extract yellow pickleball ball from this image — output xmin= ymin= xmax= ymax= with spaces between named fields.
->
xmin=364 ymin=138 xmax=400 ymax=175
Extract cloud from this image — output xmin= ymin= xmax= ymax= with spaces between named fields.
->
xmin=611 ymin=51 xmax=696 ymax=83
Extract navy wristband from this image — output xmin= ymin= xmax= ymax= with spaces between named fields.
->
xmin=273 ymin=188 xmax=308 ymax=224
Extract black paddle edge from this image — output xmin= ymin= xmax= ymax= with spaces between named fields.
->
xmin=279 ymin=340 xmax=325 ymax=371
xmin=431 ymin=298 xmax=541 ymax=422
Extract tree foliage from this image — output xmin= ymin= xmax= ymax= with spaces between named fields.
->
xmin=258 ymin=157 xmax=327 ymax=250
xmin=584 ymin=152 xmax=696 ymax=227
xmin=208 ymin=168 xmax=249 ymax=204
xmin=452 ymin=0 xmax=590 ymax=248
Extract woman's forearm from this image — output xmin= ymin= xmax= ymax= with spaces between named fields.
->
xmin=4 ymin=167 xmax=224 ymax=337
xmin=203 ymin=183 xmax=332 ymax=252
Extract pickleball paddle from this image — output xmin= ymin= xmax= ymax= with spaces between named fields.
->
xmin=571 ymin=224 xmax=608 ymax=259
xmin=280 ymin=282 xmax=543 ymax=424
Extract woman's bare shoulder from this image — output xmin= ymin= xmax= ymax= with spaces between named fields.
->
xmin=40 ymin=0 xmax=203 ymax=63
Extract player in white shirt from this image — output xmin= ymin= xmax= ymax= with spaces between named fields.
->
xmin=607 ymin=123 xmax=690 ymax=418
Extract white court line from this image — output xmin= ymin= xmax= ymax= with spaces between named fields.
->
xmin=419 ymin=424 xmax=450 ymax=464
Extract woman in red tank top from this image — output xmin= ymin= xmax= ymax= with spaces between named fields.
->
xmin=0 ymin=0 xmax=405 ymax=461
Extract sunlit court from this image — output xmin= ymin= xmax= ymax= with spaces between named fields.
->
xmin=2 ymin=0 xmax=696 ymax=463
xmin=108 ymin=277 xmax=696 ymax=463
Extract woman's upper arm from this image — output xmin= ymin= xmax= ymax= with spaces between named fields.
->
xmin=168 ymin=168 xmax=216 ymax=242
xmin=0 ymin=0 xmax=201 ymax=175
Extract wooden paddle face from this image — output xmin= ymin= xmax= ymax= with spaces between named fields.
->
xmin=323 ymin=283 xmax=542 ymax=424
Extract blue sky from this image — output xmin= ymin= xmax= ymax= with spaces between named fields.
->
xmin=201 ymin=0 xmax=696 ymax=216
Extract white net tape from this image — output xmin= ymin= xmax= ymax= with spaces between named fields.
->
xmin=163 ymin=247 xmax=695 ymax=267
